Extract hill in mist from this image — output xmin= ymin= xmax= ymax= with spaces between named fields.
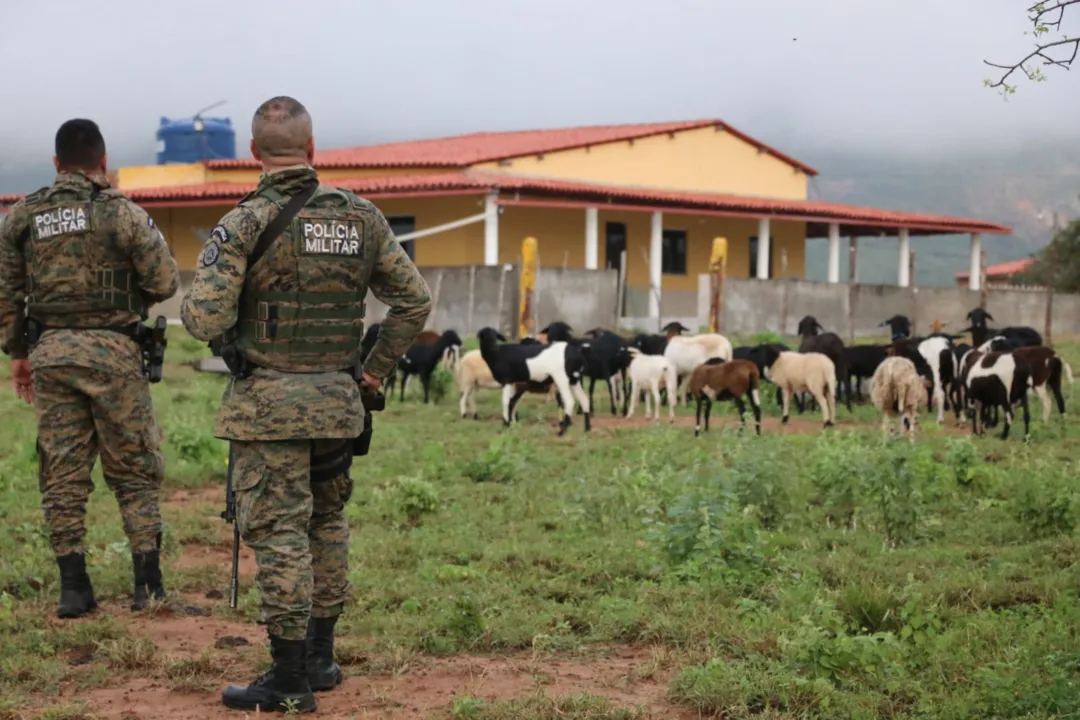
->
xmin=2 ymin=137 xmax=1077 ymax=289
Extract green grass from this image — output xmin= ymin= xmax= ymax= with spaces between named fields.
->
xmin=1 ymin=326 xmax=1080 ymax=718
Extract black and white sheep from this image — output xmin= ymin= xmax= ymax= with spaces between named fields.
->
xmin=476 ymin=327 xmax=592 ymax=436
xmin=879 ymin=315 xmax=913 ymax=341
xmin=964 ymin=350 xmax=1034 ymax=440
xmin=978 ymin=339 xmax=1074 ymax=423
xmin=886 ymin=336 xmax=956 ymax=423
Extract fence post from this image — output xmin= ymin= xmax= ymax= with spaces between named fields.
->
xmin=466 ymin=265 xmax=476 ymax=335
xmin=495 ymin=264 xmax=508 ymax=338
xmin=1044 ymin=243 xmax=1055 ymax=348
xmin=909 ymin=249 xmax=917 ymax=336
xmin=979 ymin=250 xmax=988 ymax=309
xmin=616 ymin=250 xmax=627 ymax=327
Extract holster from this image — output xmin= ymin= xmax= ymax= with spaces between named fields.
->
xmin=24 ymin=317 xmax=44 ymax=347
xmin=353 ymin=392 xmax=385 ymax=457
xmin=134 ymin=316 xmax=168 ymax=383
xmin=311 ymin=439 xmax=353 ymax=482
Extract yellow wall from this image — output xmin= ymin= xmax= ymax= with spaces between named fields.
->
xmin=473 ymin=125 xmax=809 ymax=200
xmin=119 ymin=164 xmax=208 ymax=189
xmin=148 ymin=195 xmax=806 ymax=289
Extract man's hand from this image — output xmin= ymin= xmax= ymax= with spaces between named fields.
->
xmin=360 ymin=371 xmax=382 ymax=393
xmin=11 ymin=358 xmax=34 ymax=404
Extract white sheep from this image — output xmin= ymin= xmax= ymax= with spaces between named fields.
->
xmin=760 ymin=348 xmax=837 ymax=427
xmin=625 ymin=347 xmax=678 ymax=420
xmin=869 ymin=356 xmax=930 ymax=443
xmin=663 ymin=333 xmax=734 ymax=406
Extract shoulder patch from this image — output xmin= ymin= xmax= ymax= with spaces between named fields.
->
xmin=200 ymin=241 xmax=221 ymax=267
xmin=210 ymin=225 xmax=229 ymax=244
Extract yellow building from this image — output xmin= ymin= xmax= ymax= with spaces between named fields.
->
xmin=0 ymin=119 xmax=1010 ymax=318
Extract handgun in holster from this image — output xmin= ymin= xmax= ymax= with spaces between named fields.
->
xmin=136 ymin=316 xmax=169 ymax=383
xmin=353 ymin=391 xmax=385 ymax=457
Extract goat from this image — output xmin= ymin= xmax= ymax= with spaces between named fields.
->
xmin=869 ymin=356 xmax=931 ymax=443
xmin=759 ymin=346 xmax=838 ymax=428
xmin=476 ymin=327 xmax=591 ymax=436
xmin=631 ymin=333 xmax=669 ymax=356
xmin=796 ymin=315 xmax=852 ymax=412
xmin=624 ymin=347 xmax=678 ymax=420
xmin=965 ymin=350 xmax=1034 ymax=440
xmin=964 ymin=308 xmax=1042 ymax=349
xmin=879 ymin=315 xmax=912 ymax=341
xmin=397 ymin=330 xmax=463 ymax=403
xmin=456 ymin=348 xmax=558 ymax=421
xmin=688 ymin=358 xmax=762 ymax=436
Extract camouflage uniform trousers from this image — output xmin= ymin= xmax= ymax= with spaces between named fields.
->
xmin=33 ymin=365 xmax=165 ymax=557
xmin=232 ymin=439 xmax=353 ymax=641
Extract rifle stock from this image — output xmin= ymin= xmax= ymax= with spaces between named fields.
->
xmin=221 ymin=442 xmax=240 ymax=609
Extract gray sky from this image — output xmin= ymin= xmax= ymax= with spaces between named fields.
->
xmin=2 ymin=0 xmax=1078 ymax=175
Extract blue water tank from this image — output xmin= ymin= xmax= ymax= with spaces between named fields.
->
xmin=155 ymin=116 xmax=236 ymax=164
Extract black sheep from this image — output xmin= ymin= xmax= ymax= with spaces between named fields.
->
xmin=964 ymin=308 xmax=1042 ymax=349
xmin=879 ymin=315 xmax=912 ymax=341
xmin=397 ymin=329 xmax=463 ymax=403
xmin=844 ymin=344 xmax=889 ymax=402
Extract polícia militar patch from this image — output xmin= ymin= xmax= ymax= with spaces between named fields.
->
xmin=200 ymin=241 xmax=220 ymax=267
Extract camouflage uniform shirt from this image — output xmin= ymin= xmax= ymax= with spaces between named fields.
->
xmin=0 ymin=171 xmax=179 ymax=374
xmin=180 ymin=165 xmax=431 ymax=442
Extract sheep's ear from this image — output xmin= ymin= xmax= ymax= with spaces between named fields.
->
xmin=985 ymin=312 xmax=994 ymax=322
xmin=496 ymin=333 xmax=507 ymax=342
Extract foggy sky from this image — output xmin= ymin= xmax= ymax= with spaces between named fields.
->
xmin=2 ymin=0 xmax=1078 ymax=175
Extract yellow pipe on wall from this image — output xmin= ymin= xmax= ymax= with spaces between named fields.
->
xmin=519 ymin=236 xmax=538 ymax=339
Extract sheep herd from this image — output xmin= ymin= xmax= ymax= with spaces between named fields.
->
xmin=359 ymin=306 xmax=1074 ymax=442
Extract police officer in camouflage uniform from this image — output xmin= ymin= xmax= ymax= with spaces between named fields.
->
xmin=180 ymin=96 xmax=431 ymax=714
xmin=0 ymin=119 xmax=180 ymax=618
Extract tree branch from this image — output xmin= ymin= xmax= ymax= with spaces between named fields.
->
xmin=984 ymin=0 xmax=1080 ymax=93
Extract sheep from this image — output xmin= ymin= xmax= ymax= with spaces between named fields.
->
xmin=663 ymin=332 xmax=734 ymax=406
xmin=759 ymin=346 xmax=838 ymax=428
xmin=733 ymin=343 xmax=804 ymax=412
xmin=879 ymin=315 xmax=912 ymax=341
xmin=397 ymin=329 xmax=463 ymax=403
xmin=688 ymin=358 xmax=762 ymax=436
xmin=844 ymin=344 xmax=889 ymax=402
xmin=456 ymin=348 xmax=559 ymax=421
xmin=964 ymin=308 xmax=1042 ymax=349
xmin=631 ymin=333 xmax=668 ymax=356
xmin=978 ymin=338 xmax=1074 ymax=423
xmin=623 ymin=347 xmax=678 ymax=420
xmin=543 ymin=322 xmax=632 ymax=415
xmin=796 ymin=315 xmax=852 ymax=413
xmin=949 ymin=342 xmax=973 ymax=421
xmin=476 ymin=327 xmax=591 ymax=436
xmin=869 ymin=356 xmax=931 ymax=443
xmin=965 ymin=350 xmax=1034 ymax=440
xmin=886 ymin=336 xmax=956 ymax=423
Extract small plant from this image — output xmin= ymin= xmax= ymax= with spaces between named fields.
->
xmin=393 ymin=476 xmax=440 ymax=524
xmin=945 ymin=437 xmax=980 ymax=486
xmin=429 ymin=365 xmax=454 ymax=404
xmin=1012 ymin=463 xmax=1078 ymax=539
xmin=461 ymin=435 xmax=523 ymax=484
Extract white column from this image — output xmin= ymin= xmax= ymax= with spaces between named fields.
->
xmin=648 ymin=211 xmax=663 ymax=319
xmin=584 ymin=207 xmax=598 ymax=270
xmin=756 ymin=217 xmax=771 ymax=279
xmin=827 ymin=223 xmax=840 ymax=283
xmin=969 ymin=232 xmax=982 ymax=291
xmin=483 ymin=192 xmax=499 ymax=266
xmin=897 ymin=228 xmax=911 ymax=287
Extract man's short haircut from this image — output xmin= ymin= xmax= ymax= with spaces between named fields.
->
xmin=55 ymin=119 xmax=106 ymax=168
xmin=251 ymin=96 xmax=313 ymax=159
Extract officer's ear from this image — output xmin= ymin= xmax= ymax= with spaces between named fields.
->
xmin=52 ymin=155 xmax=60 ymax=172
xmin=250 ymin=139 xmax=262 ymax=163
xmin=306 ymin=136 xmax=315 ymax=163
xmin=99 ymin=153 xmax=108 ymax=174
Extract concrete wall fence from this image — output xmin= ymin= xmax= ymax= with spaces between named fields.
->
xmin=152 ymin=266 xmax=1076 ymax=342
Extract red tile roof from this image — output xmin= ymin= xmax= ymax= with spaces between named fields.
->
xmin=955 ymin=257 xmax=1034 ymax=280
xmin=204 ymin=120 xmax=820 ymax=176
xmin=0 ymin=171 xmax=1012 ymax=236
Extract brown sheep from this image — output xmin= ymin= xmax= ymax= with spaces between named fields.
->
xmin=688 ymin=358 xmax=762 ymax=436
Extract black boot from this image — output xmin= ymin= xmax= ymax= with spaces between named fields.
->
xmin=306 ymin=615 xmax=344 ymax=691
xmin=222 ymin=636 xmax=317 ymax=713
xmin=56 ymin=553 xmax=97 ymax=619
xmin=131 ymin=532 xmax=167 ymax=611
